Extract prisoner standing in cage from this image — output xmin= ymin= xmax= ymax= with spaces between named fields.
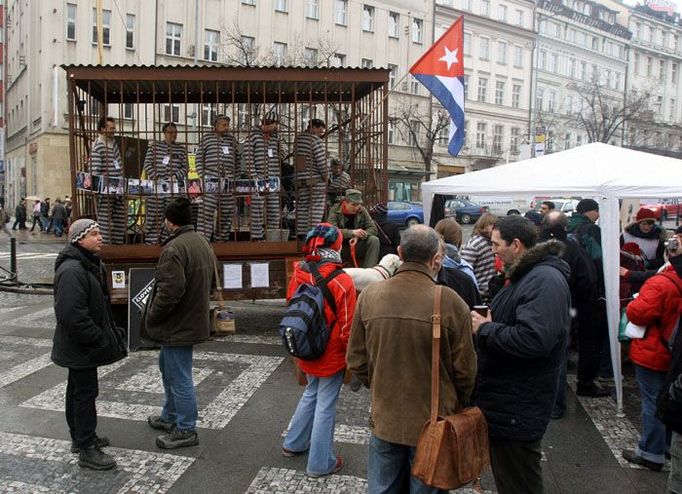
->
xmin=246 ymin=115 xmax=283 ymax=240
xmin=143 ymin=122 xmax=189 ymax=244
xmin=327 ymin=158 xmax=351 ymax=208
xmin=196 ymin=115 xmax=239 ymax=242
xmin=90 ymin=116 xmax=126 ymax=244
xmin=294 ymin=118 xmax=328 ymax=238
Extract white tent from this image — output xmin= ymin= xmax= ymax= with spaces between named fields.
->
xmin=422 ymin=142 xmax=682 ymax=413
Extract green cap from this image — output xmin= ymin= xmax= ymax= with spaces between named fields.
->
xmin=345 ymin=189 xmax=363 ymax=204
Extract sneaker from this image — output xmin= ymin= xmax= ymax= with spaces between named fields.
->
xmin=71 ymin=435 xmax=110 ymax=453
xmin=622 ymin=449 xmax=663 ymax=472
xmin=147 ymin=415 xmax=176 ymax=433
xmin=576 ymin=383 xmax=611 ymax=398
xmin=308 ymin=455 xmax=344 ymax=478
xmin=156 ymin=429 xmax=199 ymax=450
xmin=78 ymin=446 xmax=116 ymax=471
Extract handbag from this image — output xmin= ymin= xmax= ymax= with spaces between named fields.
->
xmin=411 ymin=285 xmax=490 ymax=490
xmin=210 ymin=258 xmax=236 ymax=335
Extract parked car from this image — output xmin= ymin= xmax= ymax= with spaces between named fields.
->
xmin=383 ymin=201 xmax=424 ymax=226
xmin=444 ymin=199 xmax=486 ymax=224
xmin=532 ymin=198 xmax=580 ymax=217
xmin=641 ymin=199 xmax=681 ymax=220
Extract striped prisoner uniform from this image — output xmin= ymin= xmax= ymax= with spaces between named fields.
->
xmin=90 ymin=135 xmax=125 ymax=244
xmin=245 ymin=128 xmax=282 ymax=239
xmin=142 ymin=141 xmax=188 ymax=244
xmin=328 ymin=170 xmax=351 ymax=207
xmin=461 ymin=234 xmax=496 ymax=303
xmin=294 ymin=130 xmax=328 ymax=236
xmin=196 ymin=132 xmax=239 ymax=242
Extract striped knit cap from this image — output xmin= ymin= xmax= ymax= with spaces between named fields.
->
xmin=304 ymin=223 xmax=343 ymax=257
xmin=68 ymin=219 xmax=99 ymax=244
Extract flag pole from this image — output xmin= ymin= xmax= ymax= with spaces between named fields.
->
xmin=354 ymin=70 xmax=413 ymax=130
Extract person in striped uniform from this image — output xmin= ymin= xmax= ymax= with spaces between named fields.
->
xmin=143 ymin=123 xmax=189 ymax=244
xmin=294 ymin=119 xmax=328 ymax=238
xmin=196 ymin=115 xmax=239 ymax=242
xmin=90 ymin=117 xmax=126 ymax=245
xmin=245 ymin=116 xmax=283 ymax=240
xmin=327 ymin=158 xmax=351 ymax=208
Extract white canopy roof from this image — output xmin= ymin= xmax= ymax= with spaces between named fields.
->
xmin=422 ymin=143 xmax=682 ymax=413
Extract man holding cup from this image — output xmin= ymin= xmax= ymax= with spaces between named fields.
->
xmin=470 ymin=215 xmax=571 ymax=494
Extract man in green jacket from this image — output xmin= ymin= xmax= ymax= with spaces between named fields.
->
xmin=327 ymin=189 xmax=380 ymax=268
xmin=142 ymin=197 xmax=216 ymax=449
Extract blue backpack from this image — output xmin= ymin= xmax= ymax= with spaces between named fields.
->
xmin=279 ymin=263 xmax=343 ymax=361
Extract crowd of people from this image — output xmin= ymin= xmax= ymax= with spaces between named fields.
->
xmin=0 ymin=196 xmax=73 ymax=239
xmin=49 ymin=190 xmax=681 ymax=493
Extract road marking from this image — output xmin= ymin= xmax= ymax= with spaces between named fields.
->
xmin=0 ymin=253 xmax=58 ymax=260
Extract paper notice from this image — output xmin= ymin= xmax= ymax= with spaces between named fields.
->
xmin=223 ymin=264 xmax=243 ymax=290
xmin=112 ymin=270 xmax=126 ymax=289
xmin=250 ymin=262 xmax=270 ymax=288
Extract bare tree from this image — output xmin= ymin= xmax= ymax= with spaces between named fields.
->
xmin=219 ymin=19 xmax=261 ymax=67
xmin=568 ymin=81 xmax=651 ymax=144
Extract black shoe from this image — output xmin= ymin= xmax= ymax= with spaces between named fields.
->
xmin=550 ymin=408 xmax=565 ymax=420
xmin=576 ymin=383 xmax=611 ymax=398
xmin=349 ymin=374 xmax=362 ymax=392
xmin=147 ymin=415 xmax=176 ymax=432
xmin=156 ymin=429 xmax=199 ymax=450
xmin=78 ymin=446 xmax=116 ymax=470
xmin=622 ymin=449 xmax=663 ymax=472
xmin=71 ymin=435 xmax=110 ymax=453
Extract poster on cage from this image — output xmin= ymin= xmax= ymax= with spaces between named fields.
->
xmin=128 ymin=267 xmax=159 ymax=351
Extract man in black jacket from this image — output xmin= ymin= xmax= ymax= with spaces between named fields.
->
xmin=142 ymin=198 xmax=215 ymax=450
xmin=471 ymin=215 xmax=570 ymax=494
xmin=52 ymin=219 xmax=127 ymax=471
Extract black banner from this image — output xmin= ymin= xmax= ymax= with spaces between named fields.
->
xmin=128 ymin=267 xmax=159 ymax=351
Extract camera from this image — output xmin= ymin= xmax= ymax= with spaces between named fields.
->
xmin=666 ymin=237 xmax=679 ymax=252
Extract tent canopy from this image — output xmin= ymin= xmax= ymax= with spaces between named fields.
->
xmin=422 ymin=142 xmax=682 ymax=413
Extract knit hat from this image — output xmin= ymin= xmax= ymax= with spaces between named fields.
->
xmin=304 ymin=223 xmax=343 ymax=255
xmin=164 ymin=198 xmax=193 ymax=226
xmin=635 ymin=208 xmax=657 ymax=223
xmin=345 ymin=189 xmax=363 ymax=204
xmin=524 ymin=210 xmax=543 ymax=227
xmin=68 ymin=219 xmax=99 ymax=244
xmin=576 ymin=198 xmax=599 ymax=214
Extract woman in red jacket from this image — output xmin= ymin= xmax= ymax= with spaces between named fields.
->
xmin=622 ymin=227 xmax=682 ymax=471
xmin=282 ymin=223 xmax=356 ymax=477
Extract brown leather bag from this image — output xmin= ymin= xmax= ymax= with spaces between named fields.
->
xmin=411 ymin=285 xmax=490 ymax=490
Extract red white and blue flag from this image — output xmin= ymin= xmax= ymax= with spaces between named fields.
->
xmin=409 ymin=17 xmax=465 ymax=157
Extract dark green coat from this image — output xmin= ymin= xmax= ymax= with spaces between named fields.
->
xmin=326 ymin=201 xmax=378 ymax=239
xmin=141 ymin=225 xmax=215 ymax=346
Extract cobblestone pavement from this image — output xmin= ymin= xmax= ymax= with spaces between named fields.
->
xmin=0 ymin=238 xmax=671 ymax=493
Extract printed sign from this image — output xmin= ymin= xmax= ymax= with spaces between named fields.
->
xmin=128 ymin=268 xmax=158 ymax=351
xmin=112 ymin=270 xmax=126 ymax=289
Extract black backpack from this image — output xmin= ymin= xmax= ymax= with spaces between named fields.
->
xmin=279 ymin=263 xmax=343 ymax=361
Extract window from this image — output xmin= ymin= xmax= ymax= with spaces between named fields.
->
xmin=515 ymin=9 xmax=524 ymax=27
xmin=204 ymin=30 xmax=219 ymax=61
xmin=564 ymin=133 xmax=572 ymax=150
xmin=564 ymin=95 xmax=573 ymax=114
xmin=673 ymin=63 xmax=678 ymax=83
xmin=548 ymin=90 xmax=556 ymax=112
xmin=66 ymin=4 xmax=76 ymax=41
xmin=408 ymin=120 xmax=419 ymax=146
xmin=388 ymin=12 xmax=399 ymax=38
xmin=164 ymin=104 xmax=180 ymax=123
xmin=462 ymin=0 xmax=472 ymax=10
xmin=125 ymin=14 xmax=135 ymax=49
xmin=615 ymin=72 xmax=621 ymax=90
xmin=549 ymin=53 xmax=558 ymax=73
xmin=275 ymin=0 xmax=288 ymax=12
xmin=388 ymin=64 xmax=398 ymax=89
xmin=242 ymin=0 xmax=256 ymax=4
xmin=580 ymin=61 xmax=587 ymax=80
xmin=659 ymin=60 xmax=665 ymax=79
xmin=123 ymin=103 xmax=133 ymax=120
xmin=165 ymin=22 xmax=182 ymax=56
xmin=464 ymin=75 xmax=470 ymax=99
xmin=511 ymin=127 xmax=520 ymax=152
xmin=476 ymin=122 xmax=487 ymax=148
xmin=591 ymin=64 xmax=598 ymax=82
xmin=495 ymin=81 xmax=505 ymax=105
xmin=479 ymin=37 xmax=490 ymax=60
xmin=670 ymin=99 xmax=676 ymax=121
xmin=202 ymin=104 xmax=218 ymax=126
xmin=272 ymin=41 xmax=287 ymax=66
xmin=513 ymin=46 xmax=523 ymax=67
xmin=462 ymin=33 xmax=472 ymax=56
xmin=240 ymin=36 xmax=255 ymax=64
xmin=480 ymin=0 xmax=490 ymax=16
xmin=477 ymin=77 xmax=488 ymax=103
xmin=363 ymin=5 xmax=374 ymax=32
xmin=330 ymin=53 xmax=345 ymax=67
xmin=591 ymin=37 xmax=599 ymax=51
xmin=512 ymin=84 xmax=521 ymax=108
xmin=92 ymin=8 xmax=111 ymax=46
xmin=493 ymin=125 xmax=504 ymax=153
xmin=361 ymin=58 xmax=373 ymax=69
xmin=647 ymin=56 xmax=653 ymax=76
xmin=567 ymin=58 xmax=575 ymax=78
xmin=413 ymin=18 xmax=423 ymax=43
xmin=634 ymin=53 xmax=640 ymax=75
xmin=304 ymin=47 xmax=318 ymax=67
xmin=536 ymin=87 xmax=544 ymax=111
xmin=388 ymin=119 xmax=397 ymax=144
xmin=497 ymin=41 xmax=507 ymax=64
xmin=410 ymin=75 xmax=420 ymax=95
xmin=539 ymin=49 xmax=547 ymax=70
xmin=498 ymin=4 xmax=507 ymax=22
xmin=336 ymin=0 xmax=348 ymax=25
xmin=306 ymin=0 xmax=319 ymax=19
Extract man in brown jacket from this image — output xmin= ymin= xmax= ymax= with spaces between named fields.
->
xmin=347 ymin=224 xmax=477 ymax=493
xmin=141 ymin=197 xmax=215 ymax=450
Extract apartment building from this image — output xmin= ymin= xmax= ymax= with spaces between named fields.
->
xmin=435 ymin=0 xmax=535 ymax=175
xmin=2 ymin=0 xmax=433 ymax=206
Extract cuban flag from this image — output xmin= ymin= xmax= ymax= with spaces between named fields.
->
xmin=410 ymin=17 xmax=465 ymax=157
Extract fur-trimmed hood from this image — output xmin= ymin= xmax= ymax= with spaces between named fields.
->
xmin=508 ymin=239 xmax=569 ymax=283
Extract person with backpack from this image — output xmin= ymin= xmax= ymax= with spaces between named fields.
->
xmin=622 ymin=226 xmax=682 ymax=472
xmin=281 ymin=223 xmax=356 ymax=477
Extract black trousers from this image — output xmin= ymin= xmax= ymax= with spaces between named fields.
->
xmin=65 ymin=368 xmax=99 ymax=449
xmin=489 ymin=438 xmax=543 ymax=494
xmin=576 ymin=299 xmax=601 ymax=388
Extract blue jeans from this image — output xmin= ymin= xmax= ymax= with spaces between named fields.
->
xmin=40 ymin=216 xmax=49 ymax=231
xmin=53 ymin=218 xmax=64 ymax=237
xmin=159 ymin=346 xmax=197 ymax=432
xmin=634 ymin=364 xmax=669 ymax=464
xmin=368 ymin=435 xmax=447 ymax=494
xmin=283 ymin=370 xmax=344 ymax=476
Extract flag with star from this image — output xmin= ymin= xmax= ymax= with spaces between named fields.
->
xmin=409 ymin=17 xmax=465 ymax=156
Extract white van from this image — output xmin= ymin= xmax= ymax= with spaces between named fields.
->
xmin=459 ymin=196 xmax=531 ymax=216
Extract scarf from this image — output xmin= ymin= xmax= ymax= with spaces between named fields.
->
xmin=306 ymin=247 xmax=342 ymax=264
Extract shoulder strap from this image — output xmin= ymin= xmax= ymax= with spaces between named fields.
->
xmin=308 ymin=263 xmax=344 ymax=314
xmin=430 ymin=285 xmax=443 ymax=424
